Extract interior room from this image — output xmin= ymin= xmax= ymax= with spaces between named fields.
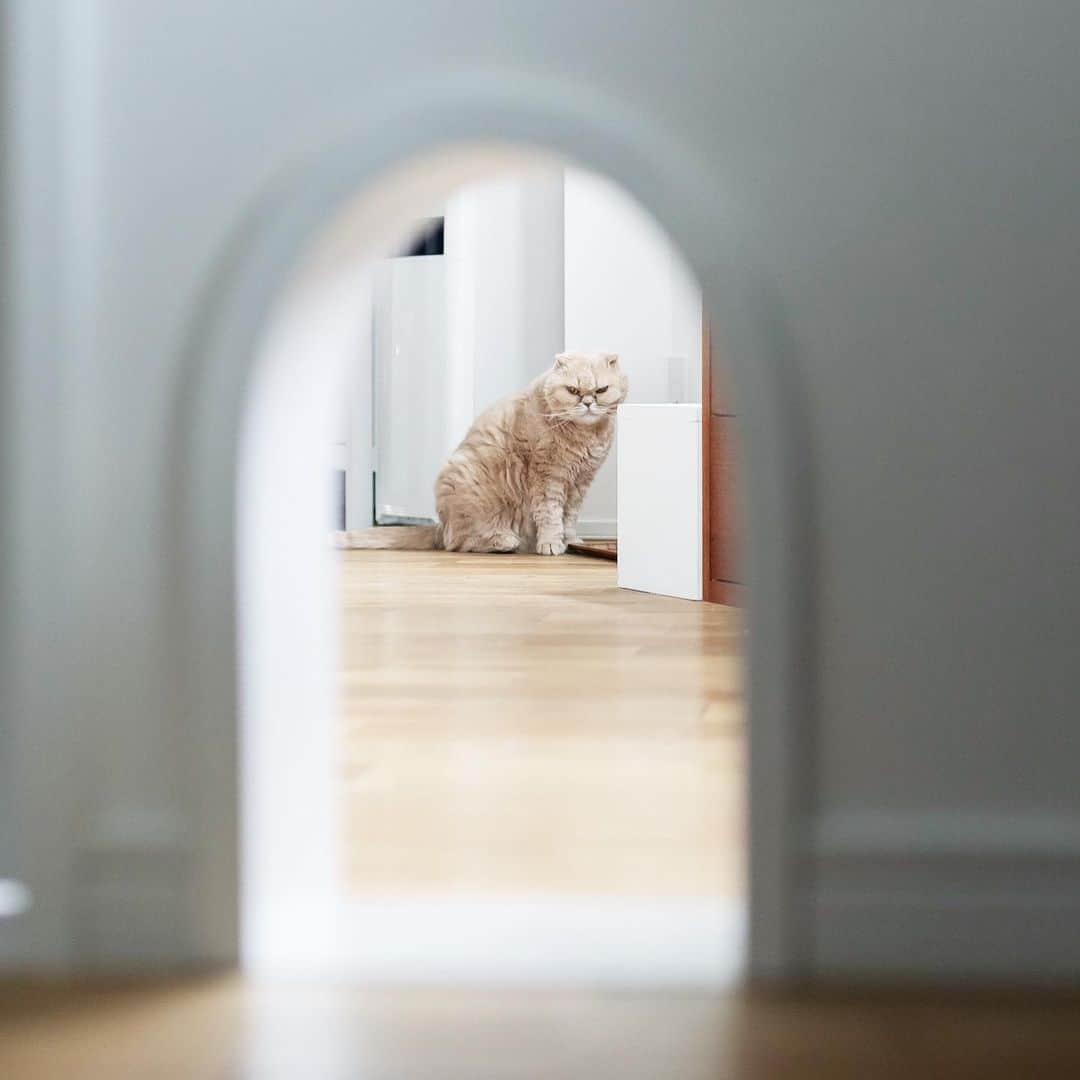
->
xmin=241 ymin=153 xmax=746 ymax=984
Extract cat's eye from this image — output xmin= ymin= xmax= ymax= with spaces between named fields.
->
xmin=596 ymin=386 xmax=609 ymax=394
xmin=567 ymin=386 xmax=580 ymax=396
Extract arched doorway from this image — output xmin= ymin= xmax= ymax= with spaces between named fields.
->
xmin=171 ymin=84 xmax=812 ymax=979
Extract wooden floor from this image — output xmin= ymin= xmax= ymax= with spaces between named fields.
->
xmin=5 ymin=977 xmax=1080 ymax=1078
xmin=339 ymin=550 xmax=744 ymax=897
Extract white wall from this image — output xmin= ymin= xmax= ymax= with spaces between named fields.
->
xmin=8 ymin=0 xmax=1080 ymax=983
xmin=343 ymin=280 xmax=373 ymax=530
xmin=565 ymin=168 xmax=702 ymax=535
xmin=446 ymin=164 xmax=565 ymax=439
xmin=240 ymin=252 xmax=355 ymax=972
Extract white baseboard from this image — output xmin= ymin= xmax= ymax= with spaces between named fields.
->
xmin=811 ymin=811 xmax=1080 ymax=981
xmin=813 ymin=893 xmax=1080 ymax=982
xmin=576 ymin=518 xmax=617 ymax=539
xmin=815 ymin=810 xmax=1080 ymax=859
xmin=73 ymin=840 xmax=194 ymax=970
xmin=0 ymin=924 xmax=21 ymax=971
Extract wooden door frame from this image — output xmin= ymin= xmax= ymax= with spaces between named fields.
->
xmin=702 ymin=319 xmax=714 ymax=599
xmin=702 ymin=319 xmax=744 ymax=605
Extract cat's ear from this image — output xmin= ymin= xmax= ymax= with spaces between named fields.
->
xmin=553 ymin=353 xmax=571 ymax=370
xmin=604 ymin=353 xmax=619 ymax=368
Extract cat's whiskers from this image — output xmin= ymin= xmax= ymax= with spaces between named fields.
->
xmin=542 ymin=410 xmax=578 ymax=426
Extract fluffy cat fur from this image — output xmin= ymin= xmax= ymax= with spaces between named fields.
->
xmin=335 ymin=351 xmax=628 ymax=555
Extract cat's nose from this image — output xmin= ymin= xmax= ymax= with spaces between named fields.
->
xmin=582 ymin=395 xmax=595 ymax=405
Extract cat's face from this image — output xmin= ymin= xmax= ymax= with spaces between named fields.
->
xmin=545 ymin=352 xmax=628 ymax=425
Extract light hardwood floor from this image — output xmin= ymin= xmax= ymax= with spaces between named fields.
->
xmin=340 ymin=550 xmax=744 ymax=898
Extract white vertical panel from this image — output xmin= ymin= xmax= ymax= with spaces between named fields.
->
xmin=343 ymin=277 xmax=374 ymax=529
xmin=445 ymin=195 xmax=479 ymax=452
xmin=446 ymin=166 xmax=565 ymax=430
xmin=617 ymin=405 xmax=702 ymax=601
xmin=372 ymin=257 xmax=449 ymax=522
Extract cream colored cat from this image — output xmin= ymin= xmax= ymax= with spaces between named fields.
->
xmin=335 ymin=351 xmax=628 ymax=555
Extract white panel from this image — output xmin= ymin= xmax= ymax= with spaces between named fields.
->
xmin=344 ymin=278 xmax=374 ymax=529
xmin=373 ymin=257 xmax=448 ymax=522
xmin=617 ymin=405 xmax=702 ymax=601
xmin=446 ymin=165 xmax=565 ymax=439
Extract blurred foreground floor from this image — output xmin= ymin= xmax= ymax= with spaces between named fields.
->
xmin=340 ymin=551 xmax=743 ymax=897
xmin=4 ymin=978 xmax=1080 ymax=1079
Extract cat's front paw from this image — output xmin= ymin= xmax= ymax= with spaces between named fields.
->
xmin=537 ymin=537 xmax=567 ymax=556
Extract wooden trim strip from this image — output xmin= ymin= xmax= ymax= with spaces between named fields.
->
xmin=701 ymin=318 xmax=713 ymax=601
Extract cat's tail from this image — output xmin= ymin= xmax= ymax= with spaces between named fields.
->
xmin=331 ymin=525 xmax=440 ymax=550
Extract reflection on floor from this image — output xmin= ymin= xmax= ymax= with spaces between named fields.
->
xmin=339 ymin=551 xmax=743 ymax=898
xmin=5 ymin=978 xmax=1080 ymax=1079
xmin=565 ymin=538 xmax=617 ymax=560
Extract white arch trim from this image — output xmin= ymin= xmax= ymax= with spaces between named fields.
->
xmin=170 ymin=74 xmax=815 ymax=980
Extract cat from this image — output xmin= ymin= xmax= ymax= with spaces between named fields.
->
xmin=334 ymin=351 xmax=628 ymax=555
